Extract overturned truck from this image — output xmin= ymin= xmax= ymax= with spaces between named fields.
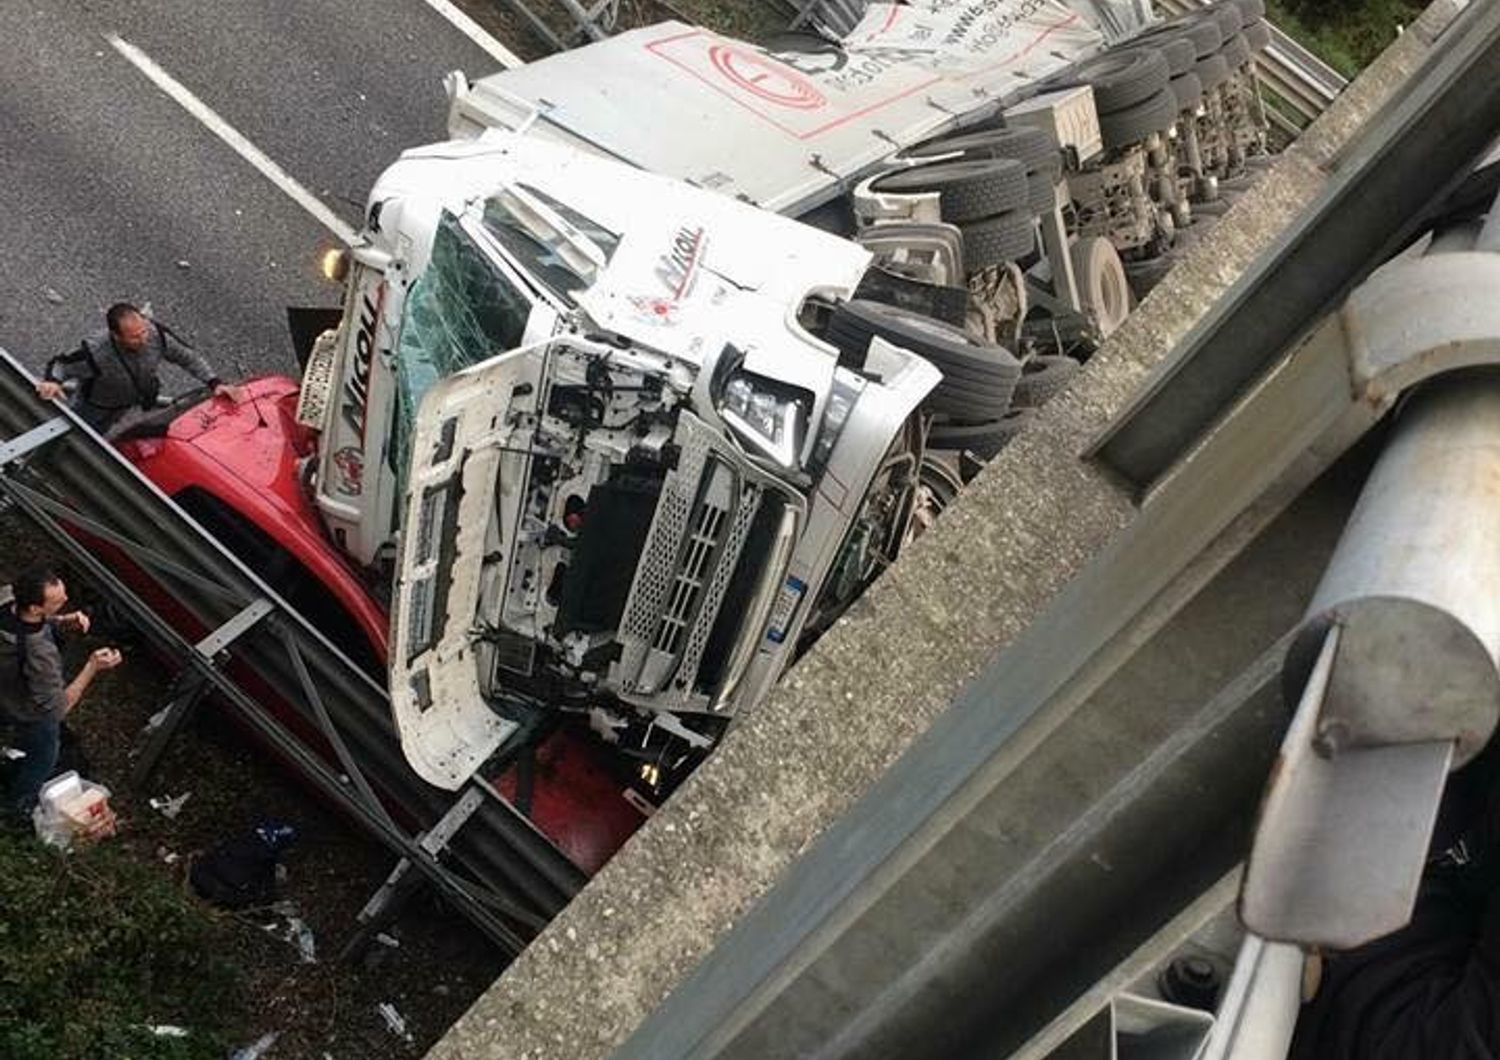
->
xmin=127 ymin=0 xmax=1282 ymax=874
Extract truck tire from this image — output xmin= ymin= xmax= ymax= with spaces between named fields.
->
xmin=1098 ymin=89 xmax=1179 ymax=151
xmin=1221 ymin=32 xmax=1251 ymax=70
xmin=1153 ymin=37 xmax=1198 ymax=77
xmin=826 ymin=300 xmax=1021 ymax=410
xmin=870 ymin=158 xmax=1029 ymax=224
xmin=1209 ymin=1 xmax=1243 ymax=36
xmin=1166 ymin=15 xmax=1224 ymax=58
xmin=1244 ymin=19 xmax=1272 ymax=52
xmin=962 ymin=211 xmax=1035 ymax=269
xmin=1073 ymin=48 xmax=1171 ymax=113
xmin=1170 ymin=71 xmax=1204 ymax=111
xmin=1070 ymin=235 xmax=1131 ymax=337
xmin=1195 ymin=53 xmax=1231 ymax=92
xmin=1124 ymin=254 xmax=1175 ymax=299
xmin=852 ymin=266 xmax=970 ymax=328
xmin=1233 ymin=0 xmax=1266 ymax=20
xmin=1027 ymin=170 xmax=1057 ymax=215
xmin=904 ymin=127 xmax=1060 ymax=179
xmin=1011 ymin=355 xmax=1080 ymax=408
xmin=928 ymin=407 xmax=1035 ymax=458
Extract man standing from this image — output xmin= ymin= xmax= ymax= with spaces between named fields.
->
xmin=35 ymin=303 xmax=246 ymax=433
xmin=0 ymin=565 xmax=121 ymax=824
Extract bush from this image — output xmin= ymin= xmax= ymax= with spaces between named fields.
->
xmin=0 ymin=831 xmax=246 ymax=1059
xmin=1268 ymin=0 xmax=1425 ymax=76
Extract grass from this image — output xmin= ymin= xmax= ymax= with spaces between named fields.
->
xmin=1266 ymin=0 xmax=1426 ymax=77
xmin=0 ymin=830 xmax=247 ymax=1059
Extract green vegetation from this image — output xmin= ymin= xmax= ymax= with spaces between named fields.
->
xmin=0 ymin=831 xmax=246 ymax=1060
xmin=1268 ymin=0 xmax=1425 ymax=77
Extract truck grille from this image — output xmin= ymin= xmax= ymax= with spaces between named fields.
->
xmin=613 ymin=413 xmax=770 ymax=711
xmin=654 ymin=499 xmax=729 ymax=656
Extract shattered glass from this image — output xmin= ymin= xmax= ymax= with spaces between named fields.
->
xmin=393 ymin=211 xmax=532 ymax=491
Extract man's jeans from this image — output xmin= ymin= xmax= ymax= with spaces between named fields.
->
xmin=6 ymin=713 xmax=61 ymax=818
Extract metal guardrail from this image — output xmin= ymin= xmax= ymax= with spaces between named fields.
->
xmin=0 ymin=349 xmax=585 ymax=954
xmin=1155 ymin=0 xmax=1348 ymax=129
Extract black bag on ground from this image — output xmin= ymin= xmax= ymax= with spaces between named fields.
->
xmin=190 ymin=821 xmax=297 ymax=909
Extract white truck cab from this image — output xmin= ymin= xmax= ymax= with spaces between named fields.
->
xmin=303 ymin=133 xmax=939 ymax=788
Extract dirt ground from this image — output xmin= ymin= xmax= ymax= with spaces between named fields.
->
xmin=0 ymin=514 xmax=509 ymax=1059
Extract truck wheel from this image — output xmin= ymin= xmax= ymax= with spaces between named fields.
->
xmin=1221 ymin=32 xmax=1252 ymax=70
xmin=1170 ymin=71 xmax=1204 ymax=111
xmin=927 ymin=407 xmax=1035 ymax=458
xmin=1210 ymin=1 xmax=1245 ymax=36
xmin=1125 ymin=254 xmax=1176 ymax=299
xmin=1027 ymin=171 xmax=1057 ymax=215
xmin=1243 ymin=19 xmax=1272 ymax=52
xmin=905 ymin=454 xmax=966 ymax=543
xmin=826 ymin=299 xmax=1021 ymax=409
xmin=1071 ymin=236 xmax=1131 ymax=337
xmin=1011 ymin=355 xmax=1080 ymax=409
xmin=1194 ymin=53 xmax=1232 ymax=92
xmin=1068 ymin=48 xmax=1171 ymax=113
xmin=1098 ymin=89 xmax=1179 ymax=151
xmin=1162 ymin=16 xmax=1223 ymax=58
xmin=870 ymin=158 xmax=1028 ymax=224
xmin=1153 ymin=37 xmax=1198 ymax=77
xmin=962 ymin=211 xmax=1035 ymax=270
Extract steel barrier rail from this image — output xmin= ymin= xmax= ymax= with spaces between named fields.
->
xmin=1155 ymin=0 xmax=1347 ymax=129
xmin=0 ymin=348 xmax=586 ymax=951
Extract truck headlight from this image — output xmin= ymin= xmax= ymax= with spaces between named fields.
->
xmin=719 ymin=373 xmax=809 ymax=471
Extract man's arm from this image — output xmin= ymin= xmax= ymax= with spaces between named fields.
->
xmin=62 ymin=648 xmax=120 ymax=711
xmin=36 ymin=344 xmax=95 ymax=400
xmin=158 ymin=326 xmax=221 ymax=387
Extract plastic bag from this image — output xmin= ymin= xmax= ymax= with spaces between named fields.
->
xmin=32 ymin=771 xmax=117 ymax=850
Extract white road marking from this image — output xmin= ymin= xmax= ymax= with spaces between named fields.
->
xmin=419 ymin=0 xmax=525 ymax=69
xmin=106 ymin=34 xmax=361 ymax=246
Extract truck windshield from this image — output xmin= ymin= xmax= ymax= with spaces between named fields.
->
xmin=392 ymin=209 xmax=533 ymax=495
xmin=481 ymin=184 xmax=618 ymax=306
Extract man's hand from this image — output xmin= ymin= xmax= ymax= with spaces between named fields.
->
xmin=57 ymin=610 xmax=91 ymax=635
xmin=35 ymin=380 xmax=64 ymax=401
xmin=214 ymin=383 xmax=250 ymax=404
xmin=88 ymin=647 xmax=122 ymax=671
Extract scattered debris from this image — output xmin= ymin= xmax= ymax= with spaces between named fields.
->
xmin=143 ymin=1024 xmax=189 ymax=1038
xmin=378 ymin=1001 xmax=413 ymax=1042
xmin=229 ymin=1031 xmax=279 ymax=1060
xmin=289 ymin=916 xmax=318 ymax=964
xmin=375 ymin=931 xmax=401 ymax=949
xmin=42 ymin=286 xmax=63 ymax=305
xmin=156 ymin=845 xmax=180 ymax=865
xmin=175 ymin=259 xmax=191 ymax=269
xmin=142 ymin=705 xmax=172 ymax=733
xmin=149 ymin=791 xmax=191 ymax=819
xmin=2 ymin=746 xmax=24 ymax=760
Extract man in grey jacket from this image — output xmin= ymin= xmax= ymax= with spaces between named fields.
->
xmin=1 ymin=565 xmax=120 ymax=823
xmin=35 ymin=303 xmax=247 ymax=433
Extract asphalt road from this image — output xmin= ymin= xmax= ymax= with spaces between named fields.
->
xmin=0 ymin=0 xmax=510 ymax=382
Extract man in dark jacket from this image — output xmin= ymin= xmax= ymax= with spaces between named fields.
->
xmin=35 ymin=303 xmax=246 ymax=433
xmin=0 ymin=565 xmax=120 ymax=823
